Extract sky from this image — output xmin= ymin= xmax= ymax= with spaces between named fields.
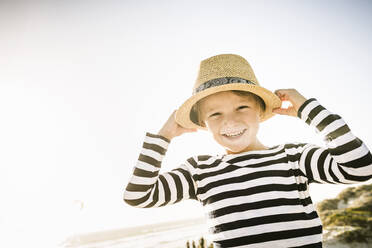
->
xmin=1 ymin=0 xmax=372 ymax=247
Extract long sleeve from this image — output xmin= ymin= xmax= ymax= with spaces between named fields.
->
xmin=296 ymin=98 xmax=372 ymax=184
xmin=123 ymin=132 xmax=197 ymax=208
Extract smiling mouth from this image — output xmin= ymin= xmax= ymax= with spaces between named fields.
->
xmin=221 ymin=129 xmax=246 ymax=138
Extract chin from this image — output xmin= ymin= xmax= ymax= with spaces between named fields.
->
xmin=225 ymin=146 xmax=248 ymax=154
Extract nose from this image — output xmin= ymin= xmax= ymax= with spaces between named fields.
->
xmin=221 ymin=112 xmax=241 ymax=127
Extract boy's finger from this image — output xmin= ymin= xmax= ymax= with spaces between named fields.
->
xmin=273 ymin=107 xmax=291 ymax=115
xmin=274 ymin=90 xmax=289 ymax=100
xmin=274 ymin=89 xmax=290 ymax=94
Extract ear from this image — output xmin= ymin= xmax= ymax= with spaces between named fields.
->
xmin=259 ymin=110 xmax=265 ymax=121
xmin=200 ymin=119 xmax=211 ymax=130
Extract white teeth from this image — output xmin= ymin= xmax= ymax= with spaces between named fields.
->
xmin=222 ymin=129 xmax=245 ymax=137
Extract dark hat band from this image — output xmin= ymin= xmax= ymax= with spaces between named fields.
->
xmin=193 ymin=77 xmax=256 ymax=94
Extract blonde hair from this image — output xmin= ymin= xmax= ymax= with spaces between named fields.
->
xmin=190 ymin=90 xmax=266 ymax=127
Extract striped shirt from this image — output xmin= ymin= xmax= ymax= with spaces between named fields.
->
xmin=124 ymin=98 xmax=372 ymax=247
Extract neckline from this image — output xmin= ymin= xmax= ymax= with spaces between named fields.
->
xmin=218 ymin=144 xmax=284 ymax=161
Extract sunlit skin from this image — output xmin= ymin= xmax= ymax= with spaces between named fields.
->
xmin=198 ymin=91 xmax=268 ymax=154
xmin=158 ymin=88 xmax=307 ymax=154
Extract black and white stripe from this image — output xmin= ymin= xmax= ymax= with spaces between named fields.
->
xmin=124 ymin=98 xmax=372 ymax=247
xmin=124 ymin=133 xmax=197 ymax=208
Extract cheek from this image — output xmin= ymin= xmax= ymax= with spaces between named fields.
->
xmin=206 ymin=122 xmax=221 ymax=137
xmin=205 ymin=119 xmax=218 ymax=129
xmin=242 ymin=114 xmax=258 ymax=123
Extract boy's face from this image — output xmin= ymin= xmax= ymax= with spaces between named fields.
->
xmin=199 ymin=91 xmax=264 ymax=154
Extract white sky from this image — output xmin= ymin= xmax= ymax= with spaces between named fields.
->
xmin=1 ymin=0 xmax=372 ymax=247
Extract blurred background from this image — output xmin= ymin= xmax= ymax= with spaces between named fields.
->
xmin=1 ymin=0 xmax=371 ymax=247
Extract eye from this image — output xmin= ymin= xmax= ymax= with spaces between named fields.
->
xmin=237 ymin=105 xmax=249 ymax=110
xmin=208 ymin=112 xmax=221 ymax=118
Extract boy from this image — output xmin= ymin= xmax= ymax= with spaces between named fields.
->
xmin=124 ymin=54 xmax=372 ymax=247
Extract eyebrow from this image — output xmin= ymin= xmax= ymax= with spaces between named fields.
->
xmin=202 ymin=99 xmax=255 ymax=116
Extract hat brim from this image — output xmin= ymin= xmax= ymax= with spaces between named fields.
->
xmin=175 ymin=83 xmax=281 ymax=130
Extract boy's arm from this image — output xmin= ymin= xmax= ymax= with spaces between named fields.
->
xmin=296 ymin=98 xmax=372 ymax=184
xmin=123 ymin=132 xmax=198 ymax=208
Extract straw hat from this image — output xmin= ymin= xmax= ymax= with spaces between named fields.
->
xmin=175 ymin=54 xmax=281 ymax=130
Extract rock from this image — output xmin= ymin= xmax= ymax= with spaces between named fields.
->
xmin=316 ymin=183 xmax=372 ymax=247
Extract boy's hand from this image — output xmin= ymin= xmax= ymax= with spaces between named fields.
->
xmin=158 ymin=110 xmax=197 ymax=141
xmin=272 ymin=89 xmax=307 ymax=117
